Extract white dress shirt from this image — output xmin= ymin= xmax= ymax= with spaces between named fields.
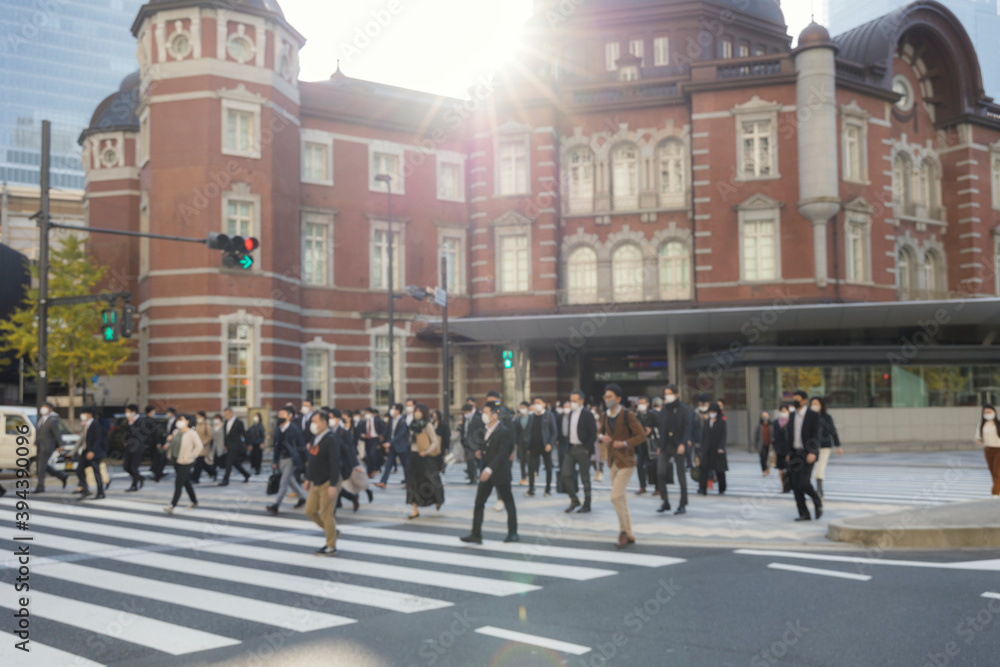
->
xmin=793 ymin=407 xmax=806 ymax=450
xmin=226 ymin=415 xmax=237 ymax=435
xmin=569 ymin=407 xmax=583 ymax=445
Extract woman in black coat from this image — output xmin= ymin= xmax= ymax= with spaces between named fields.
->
xmin=697 ymin=402 xmax=728 ymax=495
xmin=809 ymin=396 xmax=841 ymax=499
xmin=772 ymin=403 xmax=794 ymax=493
xmin=245 ymin=412 xmax=266 ymax=475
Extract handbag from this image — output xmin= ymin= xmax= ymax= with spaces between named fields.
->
xmin=556 ymin=471 xmax=579 ymax=495
xmin=266 ymin=471 xmax=281 ymax=495
xmin=690 ymin=466 xmax=702 ymax=482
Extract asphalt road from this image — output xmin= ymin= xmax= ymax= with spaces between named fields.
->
xmin=1 ymin=488 xmax=998 ymax=667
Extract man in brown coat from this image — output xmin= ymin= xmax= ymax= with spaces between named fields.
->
xmin=598 ymin=383 xmax=647 ymax=548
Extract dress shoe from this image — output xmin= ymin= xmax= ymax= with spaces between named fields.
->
xmin=125 ymin=486 xmax=137 ymax=493
xmin=217 ymin=481 xmax=229 ymax=487
xmin=352 ymin=498 xmax=360 ymax=512
xmin=265 ymin=504 xmax=278 ymax=516
xmin=503 ymin=533 xmax=520 ymax=543
xmin=636 ymin=488 xmax=646 ymax=495
xmin=794 ymin=515 xmax=812 ymax=522
xmin=93 ymin=492 xmax=105 ymax=500
xmin=652 ymin=490 xmax=660 ymax=497
xmin=525 ymin=490 xmax=535 ymax=497
xmin=565 ymin=500 xmax=581 ymax=513
xmin=577 ymin=502 xmax=591 ymax=514
xmin=138 ymin=477 xmax=145 ymax=490
xmin=77 ymin=490 xmax=91 ymax=499
xmin=294 ymin=498 xmax=306 ymax=509
xmin=656 ymin=503 xmax=671 ymax=513
xmin=243 ymin=474 xmax=251 ymax=483
xmin=815 ymin=506 xmax=823 ymax=520
xmin=459 ymin=534 xmax=482 ymax=544
xmin=33 ymin=487 xmax=45 ymax=494
xmin=674 ymin=506 xmax=687 ymax=515
xmin=407 ymin=512 xmax=419 ymax=520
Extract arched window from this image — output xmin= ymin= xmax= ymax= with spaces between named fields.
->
xmin=922 ymin=251 xmax=940 ymax=296
xmin=658 ymin=140 xmax=685 ymax=207
xmin=566 ymin=247 xmax=598 ymax=304
xmin=658 ymin=241 xmax=690 ymax=300
xmin=612 ymin=244 xmax=643 ymax=302
xmin=897 ymin=247 xmax=916 ymax=299
xmin=567 ymin=148 xmax=594 ymax=213
xmin=612 ymin=144 xmax=639 ymax=210
xmin=893 ymin=153 xmax=912 ymax=216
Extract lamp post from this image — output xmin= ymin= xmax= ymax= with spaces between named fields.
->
xmin=374 ymin=173 xmax=395 ymax=407
xmin=405 ymin=258 xmax=450 ymax=429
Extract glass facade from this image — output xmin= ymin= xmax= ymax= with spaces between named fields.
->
xmin=760 ymin=365 xmax=1000 ymax=409
xmin=825 ymin=0 xmax=1000 ymax=100
xmin=0 ymin=0 xmax=142 ymax=189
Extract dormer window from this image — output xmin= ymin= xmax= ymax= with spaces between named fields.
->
xmin=619 ymin=66 xmax=639 ymax=81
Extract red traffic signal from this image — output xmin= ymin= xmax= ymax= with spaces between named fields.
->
xmin=244 ymin=237 xmax=259 ymax=252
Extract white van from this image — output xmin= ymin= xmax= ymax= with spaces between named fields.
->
xmin=0 ymin=407 xmax=80 ymax=476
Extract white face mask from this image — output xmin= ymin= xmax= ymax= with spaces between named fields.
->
xmin=390 ymin=409 xmax=399 ymax=418
xmin=482 ymin=413 xmax=491 ymax=426
xmin=697 ymin=405 xmax=708 ymax=412
xmin=301 ymin=406 xmax=310 ymax=415
xmin=253 ymin=416 xmax=260 ymax=423
xmin=570 ymin=401 xmax=580 ymax=411
xmin=985 ymin=412 xmax=997 ymax=421
xmin=637 ymin=404 xmax=648 ymax=413
xmin=328 ymin=419 xmax=338 ymax=429
xmin=177 ymin=420 xmax=189 ymax=430
xmin=810 ymin=405 xmax=821 ymax=413
xmin=708 ymin=412 xmax=718 ymax=419
xmin=556 ymin=408 xmax=565 ymax=414
xmin=213 ymin=420 xmax=222 ymax=427
xmin=664 ymin=395 xmax=677 ymax=404
xmin=405 ymin=406 xmax=415 ymax=415
xmin=533 ymin=405 xmax=544 ymax=414
xmin=309 ymin=423 xmax=320 ymax=435
xmin=519 ymin=407 xmax=528 ymax=415
xmin=197 ymin=417 xmax=204 ymax=424
xmin=40 ymin=406 xmax=51 ymax=416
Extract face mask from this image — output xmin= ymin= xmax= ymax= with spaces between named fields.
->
xmin=301 ymin=406 xmax=310 ymax=415
xmin=125 ymin=412 xmax=134 ymax=421
xmin=779 ymin=412 xmax=789 ymax=421
xmin=196 ymin=417 xmax=204 ymax=424
xmin=664 ymin=395 xmax=677 ymax=404
xmin=482 ymin=413 xmax=491 ymax=426
xmin=253 ymin=416 xmax=260 ymax=423
xmin=570 ymin=401 xmax=580 ymax=411
xmin=556 ymin=408 xmax=565 ymax=415
xmin=177 ymin=420 xmax=188 ymax=430
xmin=604 ymin=399 xmax=616 ymax=410
xmin=637 ymin=404 xmax=647 ymax=413
xmin=328 ymin=419 xmax=338 ymax=429
xmin=985 ymin=412 xmax=996 ymax=421
xmin=519 ymin=407 xmax=528 ymax=415
xmin=697 ymin=405 xmax=707 ymax=412
xmin=309 ymin=423 xmax=320 ymax=435
xmin=534 ymin=405 xmax=544 ymax=414
xmin=810 ymin=405 xmax=821 ymax=412
xmin=405 ymin=406 xmax=415 ymax=415
xmin=708 ymin=412 xmax=718 ymax=419
xmin=213 ymin=420 xmax=222 ymax=427
xmin=40 ymin=407 xmax=51 ymax=416
xmin=390 ymin=410 xmax=399 ymax=418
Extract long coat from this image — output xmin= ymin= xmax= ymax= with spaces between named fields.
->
xmin=701 ymin=417 xmax=728 ymax=473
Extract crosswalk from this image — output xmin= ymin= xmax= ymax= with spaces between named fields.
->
xmin=0 ymin=496 xmax=683 ymax=666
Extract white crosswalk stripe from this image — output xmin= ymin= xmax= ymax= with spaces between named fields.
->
xmin=0 ymin=640 xmax=104 ymax=667
xmin=0 ymin=496 xmax=683 ymax=666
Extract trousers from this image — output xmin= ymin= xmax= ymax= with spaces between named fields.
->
xmin=274 ymin=457 xmax=306 ymax=509
xmin=528 ymin=445 xmax=553 ymax=493
xmin=610 ymin=465 xmax=635 ymax=538
xmin=170 ymin=463 xmax=197 ymax=506
xmin=658 ymin=450 xmax=687 ymax=507
xmin=788 ymin=450 xmax=822 ymax=517
xmin=561 ymin=445 xmax=592 ymax=503
xmin=471 ymin=476 xmax=516 ymax=536
xmin=305 ymin=481 xmax=339 ymax=549
xmin=813 ymin=447 xmax=833 ymax=480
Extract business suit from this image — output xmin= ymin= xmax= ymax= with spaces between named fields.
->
xmin=560 ymin=407 xmax=597 ymax=507
xmin=513 ymin=414 xmax=530 ymax=481
xmin=76 ymin=419 xmax=107 ymax=498
xmin=270 ymin=421 xmax=306 ymax=511
xmin=300 ymin=410 xmax=316 ymax=445
xmin=379 ymin=415 xmax=410 ymax=485
xmin=469 ymin=422 xmax=517 ymax=538
xmin=304 ymin=429 xmax=342 ymax=551
xmin=220 ymin=416 xmax=250 ymax=485
xmin=359 ymin=415 xmax=385 ymax=476
xmin=526 ymin=410 xmax=557 ymax=495
xmin=34 ymin=413 xmax=67 ymax=491
xmin=122 ymin=416 xmax=152 ymax=490
xmin=657 ymin=401 xmax=692 ymax=508
xmin=461 ymin=410 xmax=485 ymax=483
xmin=149 ymin=416 xmax=173 ymax=480
xmin=787 ymin=407 xmax=822 ymax=518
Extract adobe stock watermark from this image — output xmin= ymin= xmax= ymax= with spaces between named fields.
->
xmin=0 ymin=0 xmax=64 ymax=54
xmin=339 ymin=0 xmax=404 ymax=65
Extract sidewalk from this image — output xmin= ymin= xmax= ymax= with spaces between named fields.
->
xmin=828 ymin=499 xmax=1000 ymax=548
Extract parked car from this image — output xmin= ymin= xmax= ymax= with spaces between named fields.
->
xmin=0 ymin=406 xmax=80 ymax=476
xmin=106 ymin=413 xmax=169 ymax=462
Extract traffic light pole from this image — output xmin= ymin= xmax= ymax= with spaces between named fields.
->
xmin=36 ymin=121 xmax=50 ymax=408
xmin=48 ymin=222 xmax=212 ymax=245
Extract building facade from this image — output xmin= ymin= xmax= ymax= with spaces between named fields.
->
xmin=0 ymin=0 xmax=143 ymax=189
xmin=80 ymin=0 xmax=1000 ymax=446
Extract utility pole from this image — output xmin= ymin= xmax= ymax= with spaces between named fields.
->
xmin=441 ymin=256 xmax=450 ymax=429
xmin=36 ymin=120 xmax=50 ymax=408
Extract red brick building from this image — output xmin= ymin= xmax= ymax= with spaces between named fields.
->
xmin=81 ymin=0 xmax=1000 ymax=446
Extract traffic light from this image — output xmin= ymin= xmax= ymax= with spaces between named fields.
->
xmin=101 ymin=309 xmax=119 ymax=342
xmin=120 ymin=305 xmax=135 ymax=338
xmin=502 ymin=350 xmax=513 ymax=369
xmin=207 ymin=233 xmax=259 ymax=270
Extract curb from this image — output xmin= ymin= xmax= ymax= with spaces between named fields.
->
xmin=827 ymin=521 xmax=1000 ymax=548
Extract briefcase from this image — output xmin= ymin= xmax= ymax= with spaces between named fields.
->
xmin=266 ymin=471 xmax=281 ymax=495
xmin=556 ymin=472 xmax=578 ymax=495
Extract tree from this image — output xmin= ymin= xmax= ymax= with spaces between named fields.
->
xmin=0 ymin=235 xmax=131 ymax=423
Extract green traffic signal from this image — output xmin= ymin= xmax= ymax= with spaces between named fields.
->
xmin=502 ymin=350 xmax=513 ymax=369
xmin=101 ymin=309 xmax=119 ymax=342
xmin=239 ymin=255 xmax=253 ymax=270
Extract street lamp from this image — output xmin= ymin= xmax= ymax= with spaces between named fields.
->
xmin=405 ymin=256 xmax=450 ymax=429
xmin=374 ymin=173 xmax=395 ymax=408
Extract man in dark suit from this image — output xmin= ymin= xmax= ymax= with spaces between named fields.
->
xmin=149 ymin=405 xmax=175 ymax=481
xmin=300 ymin=399 xmax=316 ymax=445
xmin=461 ymin=400 xmax=518 ymax=544
xmin=460 ymin=399 xmax=485 ymax=484
xmin=525 ymin=397 xmax=557 ymax=497
xmin=34 ymin=402 xmax=68 ymax=493
xmin=266 ymin=406 xmax=307 ymax=514
xmin=657 ymin=384 xmax=692 ymax=515
xmin=560 ymin=389 xmax=598 ymax=513
xmin=377 ymin=403 xmax=409 ymax=487
xmin=219 ymin=406 xmax=251 ymax=486
xmin=359 ymin=406 xmax=385 ymax=478
xmin=303 ymin=410 xmax=341 ymax=556
xmin=76 ymin=406 xmax=106 ymax=500
xmin=787 ymin=389 xmax=823 ymax=521
xmin=122 ymin=403 xmax=150 ymax=491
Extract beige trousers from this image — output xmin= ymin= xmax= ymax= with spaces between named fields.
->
xmin=610 ymin=464 xmax=635 ymax=538
xmin=304 ymin=481 xmax=339 ymax=549
xmin=813 ymin=447 xmax=833 ymax=480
